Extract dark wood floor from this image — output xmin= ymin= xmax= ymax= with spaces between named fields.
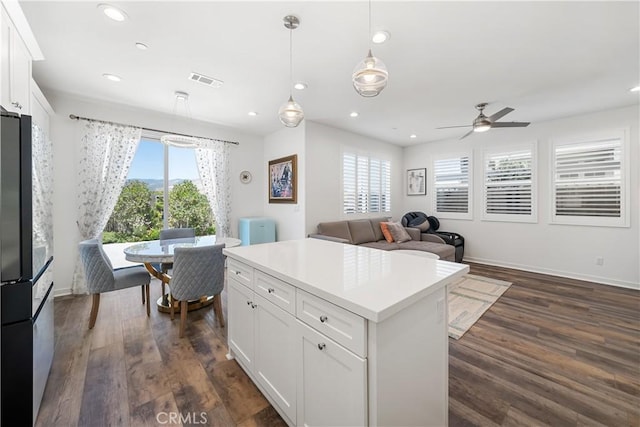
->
xmin=36 ymin=264 xmax=639 ymax=427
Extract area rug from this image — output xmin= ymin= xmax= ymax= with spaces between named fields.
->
xmin=448 ymin=274 xmax=512 ymax=339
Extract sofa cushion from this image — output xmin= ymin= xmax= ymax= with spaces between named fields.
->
xmin=379 ymin=222 xmax=394 ymax=242
xmin=317 ymin=221 xmax=353 ymax=243
xmin=385 ymin=222 xmax=412 ymax=243
xmin=396 ymin=240 xmax=455 ymax=261
xmin=361 ymin=241 xmax=400 ymax=251
xmin=347 ymin=219 xmax=377 ymax=244
xmin=368 ymin=217 xmax=390 ymax=242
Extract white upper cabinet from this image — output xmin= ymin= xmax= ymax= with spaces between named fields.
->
xmin=1 ymin=1 xmax=44 ymax=115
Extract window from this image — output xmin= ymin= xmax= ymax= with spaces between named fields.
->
xmin=433 ymin=154 xmax=472 ymax=219
xmin=343 ymin=152 xmax=391 ymax=214
xmin=551 ymin=130 xmax=629 ymax=227
xmin=483 ymin=143 xmax=537 ymax=222
xmin=103 ymin=138 xmax=215 ymax=243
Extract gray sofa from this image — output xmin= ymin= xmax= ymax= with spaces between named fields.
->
xmin=309 ymin=217 xmax=456 ymax=262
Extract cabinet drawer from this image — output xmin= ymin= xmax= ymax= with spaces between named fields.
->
xmin=254 ymin=270 xmax=295 ymax=315
xmin=227 ymin=259 xmax=253 ymax=288
xmin=296 ymin=290 xmax=366 ymax=357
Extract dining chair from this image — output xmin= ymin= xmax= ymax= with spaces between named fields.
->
xmin=153 ymin=227 xmax=196 ymax=303
xmin=168 ymin=243 xmax=225 ymax=337
xmin=79 ymin=239 xmax=151 ymax=329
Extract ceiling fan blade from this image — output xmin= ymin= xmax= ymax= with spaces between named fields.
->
xmin=487 ymin=107 xmax=514 ymax=122
xmin=459 ymin=129 xmax=474 ymax=140
xmin=436 ymin=125 xmax=472 ymax=129
xmin=491 ymin=121 xmax=530 ymax=128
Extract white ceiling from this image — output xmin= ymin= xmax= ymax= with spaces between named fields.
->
xmin=20 ymin=1 xmax=639 ymax=146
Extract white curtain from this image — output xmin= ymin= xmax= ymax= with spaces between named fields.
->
xmin=32 ymin=124 xmax=53 ymax=285
xmin=195 ymin=139 xmax=231 ymax=237
xmin=72 ymin=120 xmax=141 ymax=294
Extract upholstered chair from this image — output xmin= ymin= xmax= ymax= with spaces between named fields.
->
xmin=154 ymin=228 xmax=196 ymax=302
xmin=78 ymin=239 xmax=151 ymax=329
xmin=168 ymin=243 xmax=225 ymax=337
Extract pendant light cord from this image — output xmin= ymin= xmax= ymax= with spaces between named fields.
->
xmin=289 ymin=27 xmax=293 ymax=97
xmin=368 ymin=0 xmax=372 ymax=48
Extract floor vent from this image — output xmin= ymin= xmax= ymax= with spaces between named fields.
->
xmin=189 ymin=72 xmax=224 ymax=88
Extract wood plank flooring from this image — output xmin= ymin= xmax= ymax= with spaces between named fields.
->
xmin=36 ymin=264 xmax=639 ymax=426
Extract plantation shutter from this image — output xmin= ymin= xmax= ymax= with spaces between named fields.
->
xmin=484 ymin=149 xmax=533 ymax=217
xmin=433 ymin=156 xmax=470 ymax=216
xmin=343 ymin=152 xmax=391 ymax=214
xmin=553 ymin=138 xmax=622 ymax=218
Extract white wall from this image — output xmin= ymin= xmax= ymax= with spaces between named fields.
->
xmin=45 ymin=90 xmax=265 ymax=296
xmin=403 ymin=105 xmax=639 ymax=289
xmin=305 ymin=121 xmax=404 ymax=237
xmin=263 ymin=123 xmax=306 ymax=241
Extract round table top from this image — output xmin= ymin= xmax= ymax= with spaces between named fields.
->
xmin=124 ymin=235 xmax=242 ymax=263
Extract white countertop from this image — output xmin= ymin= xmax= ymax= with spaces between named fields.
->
xmin=223 ymin=238 xmax=469 ymax=322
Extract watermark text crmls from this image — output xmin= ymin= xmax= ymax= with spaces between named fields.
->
xmin=156 ymin=411 xmax=208 ymax=425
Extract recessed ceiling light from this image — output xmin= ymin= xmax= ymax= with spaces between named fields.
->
xmin=102 ymin=73 xmax=121 ymax=82
xmin=630 ymin=86 xmax=640 ymax=92
xmin=350 ymin=112 xmax=359 ymax=118
xmin=98 ymin=4 xmax=127 ymax=22
xmin=135 ymin=42 xmax=148 ymax=50
xmin=248 ymin=111 xmax=258 ymax=116
xmin=372 ymin=30 xmax=390 ymax=44
xmin=410 ymin=134 xmax=417 ymax=139
xmin=294 ymin=82 xmax=308 ymax=90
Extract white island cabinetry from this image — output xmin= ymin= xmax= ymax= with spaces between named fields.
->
xmin=224 ymin=238 xmax=469 ymax=427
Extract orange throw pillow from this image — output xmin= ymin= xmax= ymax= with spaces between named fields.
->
xmin=380 ymin=222 xmax=394 ymax=243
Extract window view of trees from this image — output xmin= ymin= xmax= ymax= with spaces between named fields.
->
xmin=103 ymin=139 xmax=215 ymax=243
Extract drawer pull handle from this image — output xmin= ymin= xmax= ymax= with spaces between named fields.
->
xmin=247 ymin=300 xmax=252 ymax=306
xmin=317 ymin=343 xmax=326 ymax=350
xmin=11 ymin=101 xmax=22 ymax=109
xmin=251 ymin=303 xmax=257 ymax=309
xmin=235 ymin=271 xmax=241 ymax=275
xmin=319 ymin=315 xmax=328 ymax=323
xmin=268 ymin=288 xmax=275 ymax=293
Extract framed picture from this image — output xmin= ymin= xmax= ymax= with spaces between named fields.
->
xmin=407 ymin=168 xmax=427 ymax=196
xmin=268 ymin=154 xmax=297 ymax=203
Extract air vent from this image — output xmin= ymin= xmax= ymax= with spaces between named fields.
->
xmin=189 ymin=72 xmax=224 ymax=88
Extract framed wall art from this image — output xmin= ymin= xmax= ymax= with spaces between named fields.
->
xmin=407 ymin=168 xmax=427 ymax=196
xmin=268 ymin=154 xmax=297 ymax=203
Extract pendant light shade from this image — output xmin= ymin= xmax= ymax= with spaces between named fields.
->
xmin=278 ymin=15 xmax=304 ymax=128
xmin=279 ymin=95 xmax=304 ymax=128
xmin=352 ymin=49 xmax=388 ymax=97
xmin=353 ymin=0 xmax=388 ymax=97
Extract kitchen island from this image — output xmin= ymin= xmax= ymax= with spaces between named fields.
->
xmin=223 ymin=238 xmax=469 ymax=426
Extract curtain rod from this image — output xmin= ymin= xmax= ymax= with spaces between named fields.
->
xmin=68 ymin=114 xmax=240 ymax=145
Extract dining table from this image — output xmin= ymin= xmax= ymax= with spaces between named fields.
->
xmin=123 ymin=235 xmax=242 ymax=313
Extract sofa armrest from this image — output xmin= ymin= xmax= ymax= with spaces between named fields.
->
xmin=308 ymin=234 xmax=351 ymax=244
xmin=405 ymin=227 xmax=421 ymax=241
xmin=421 ymin=233 xmax=446 ymax=245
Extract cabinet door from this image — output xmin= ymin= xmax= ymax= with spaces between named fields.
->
xmin=296 ymin=320 xmax=367 ymax=427
xmin=1 ymin=6 xmax=11 ymax=110
xmin=10 ymin=32 xmax=30 ymax=113
xmin=227 ymin=279 xmax=255 ymax=370
xmin=254 ymin=294 xmax=296 ymax=424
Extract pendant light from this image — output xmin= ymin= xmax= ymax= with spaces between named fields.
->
xmin=161 ymin=91 xmax=199 ymax=147
xmin=278 ymin=15 xmax=304 ymax=128
xmin=352 ymin=0 xmax=388 ymax=97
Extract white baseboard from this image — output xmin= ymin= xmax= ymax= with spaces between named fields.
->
xmin=54 ymin=287 xmax=73 ymax=297
xmin=463 ymin=256 xmax=639 ymax=291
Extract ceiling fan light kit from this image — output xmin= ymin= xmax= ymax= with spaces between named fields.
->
xmin=353 ymin=0 xmax=388 ymax=97
xmin=438 ymin=102 xmax=531 ymax=139
xmin=278 ymin=15 xmax=304 ymax=128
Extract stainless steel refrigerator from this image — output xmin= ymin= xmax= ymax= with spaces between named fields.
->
xmin=1 ymin=109 xmax=54 ymax=425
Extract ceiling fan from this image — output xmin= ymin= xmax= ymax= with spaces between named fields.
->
xmin=437 ymin=103 xmax=530 ymax=140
